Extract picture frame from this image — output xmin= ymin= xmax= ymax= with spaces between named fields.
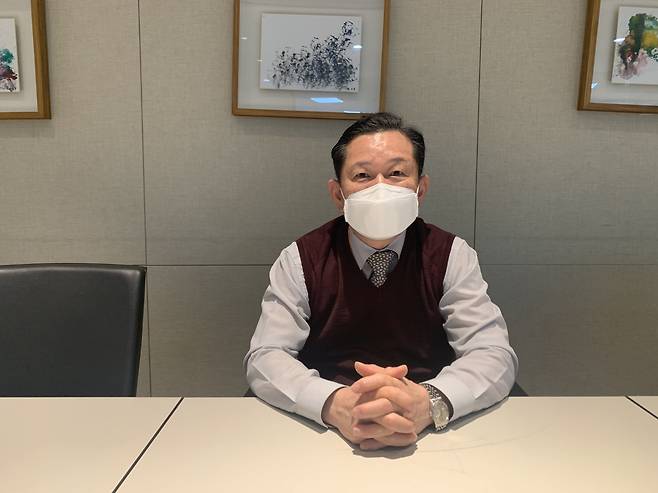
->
xmin=232 ymin=0 xmax=389 ymax=120
xmin=0 ymin=0 xmax=50 ymax=119
xmin=578 ymin=0 xmax=658 ymax=113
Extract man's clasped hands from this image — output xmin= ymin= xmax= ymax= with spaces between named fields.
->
xmin=321 ymin=361 xmax=433 ymax=450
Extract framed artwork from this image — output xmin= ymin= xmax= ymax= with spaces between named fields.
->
xmin=578 ymin=0 xmax=658 ymax=113
xmin=0 ymin=0 xmax=50 ymax=119
xmin=232 ymin=0 xmax=389 ymax=120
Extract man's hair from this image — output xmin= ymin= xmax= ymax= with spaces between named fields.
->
xmin=330 ymin=112 xmax=425 ymax=180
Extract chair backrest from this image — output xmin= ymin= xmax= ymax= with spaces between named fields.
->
xmin=0 ymin=264 xmax=146 ymax=396
xmin=509 ymin=382 xmax=528 ymax=396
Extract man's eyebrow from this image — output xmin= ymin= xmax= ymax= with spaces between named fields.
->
xmin=347 ymin=160 xmax=371 ymax=169
xmin=387 ymin=157 xmax=410 ymax=165
xmin=348 ymin=157 xmax=411 ymax=168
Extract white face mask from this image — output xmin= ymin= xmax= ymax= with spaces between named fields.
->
xmin=342 ymin=183 xmax=419 ymax=241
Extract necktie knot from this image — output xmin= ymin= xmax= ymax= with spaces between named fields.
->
xmin=366 ymin=250 xmax=398 ymax=287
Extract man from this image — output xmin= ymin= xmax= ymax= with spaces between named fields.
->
xmin=244 ymin=113 xmax=518 ymax=450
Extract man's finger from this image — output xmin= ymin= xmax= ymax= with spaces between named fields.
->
xmin=371 ymin=431 xmax=417 ymax=448
xmin=372 ymin=413 xmax=416 ymax=434
xmin=352 ymin=397 xmax=399 ymax=420
xmin=354 ymin=361 xmax=408 ymax=379
xmin=352 ymin=421 xmax=395 ymax=440
xmin=359 ymin=432 xmax=417 ymax=450
xmin=358 ymin=438 xmax=388 ymax=451
xmin=351 ymin=373 xmax=407 ymax=394
xmin=353 ymin=387 xmax=415 ymax=418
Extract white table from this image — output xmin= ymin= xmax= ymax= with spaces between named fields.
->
xmin=629 ymin=396 xmax=658 ymax=417
xmin=0 ymin=397 xmax=180 ymax=493
xmin=118 ymin=397 xmax=658 ymax=493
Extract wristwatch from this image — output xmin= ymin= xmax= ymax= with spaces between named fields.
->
xmin=420 ymin=383 xmax=450 ymax=431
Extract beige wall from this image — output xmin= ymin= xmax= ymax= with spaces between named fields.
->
xmin=1 ymin=1 xmax=656 ymax=397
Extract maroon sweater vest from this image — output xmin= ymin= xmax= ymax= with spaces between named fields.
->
xmin=296 ymin=216 xmax=456 ymax=385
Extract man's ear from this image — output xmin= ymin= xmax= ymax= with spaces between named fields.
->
xmin=327 ymin=179 xmax=344 ymax=212
xmin=418 ymin=174 xmax=430 ymax=205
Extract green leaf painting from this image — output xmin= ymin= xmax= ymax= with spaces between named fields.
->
xmin=0 ymin=18 xmax=20 ymax=93
xmin=612 ymin=7 xmax=658 ymax=85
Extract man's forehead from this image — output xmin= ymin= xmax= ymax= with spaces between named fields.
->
xmin=344 ymin=131 xmax=414 ymax=161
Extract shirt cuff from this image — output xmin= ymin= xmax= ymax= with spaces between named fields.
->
xmin=423 ymin=373 xmax=474 ymax=422
xmin=293 ymin=377 xmax=345 ymax=427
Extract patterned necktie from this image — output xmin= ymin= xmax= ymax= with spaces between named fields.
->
xmin=366 ymin=250 xmax=398 ymax=287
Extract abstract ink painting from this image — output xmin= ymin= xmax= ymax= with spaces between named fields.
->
xmin=260 ymin=14 xmax=362 ymax=92
xmin=611 ymin=6 xmax=658 ymax=85
xmin=0 ymin=18 xmax=20 ymax=93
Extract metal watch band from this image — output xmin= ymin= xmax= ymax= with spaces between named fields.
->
xmin=420 ymin=382 xmax=441 ymax=400
xmin=420 ymin=383 xmax=449 ymax=431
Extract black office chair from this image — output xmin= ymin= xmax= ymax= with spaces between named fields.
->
xmin=509 ymin=382 xmax=527 ymax=396
xmin=0 ymin=263 xmax=146 ymax=396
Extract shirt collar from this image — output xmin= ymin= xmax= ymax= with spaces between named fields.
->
xmin=347 ymin=228 xmax=406 ymax=271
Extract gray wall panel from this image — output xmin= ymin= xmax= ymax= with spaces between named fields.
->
xmin=482 ymin=264 xmax=658 ymax=395
xmin=140 ymin=0 xmax=343 ymax=265
xmin=476 ymin=0 xmax=658 ymax=264
xmin=147 ymin=266 xmax=268 ymax=396
xmin=386 ymin=0 xmax=481 ymax=243
xmin=0 ymin=0 xmax=145 ymax=264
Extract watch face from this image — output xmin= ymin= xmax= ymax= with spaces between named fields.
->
xmin=431 ymin=398 xmax=449 ymax=428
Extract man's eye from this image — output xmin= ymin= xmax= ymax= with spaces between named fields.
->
xmin=354 ymin=173 xmax=370 ymax=180
xmin=390 ymin=170 xmax=406 ymax=177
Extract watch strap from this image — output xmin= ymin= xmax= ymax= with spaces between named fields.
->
xmin=421 ymin=383 xmax=454 ymax=418
xmin=421 ymin=383 xmax=452 ymax=430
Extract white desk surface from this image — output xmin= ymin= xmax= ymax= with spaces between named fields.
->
xmin=0 ymin=397 xmax=179 ymax=493
xmin=119 ymin=397 xmax=658 ymax=493
xmin=629 ymin=396 xmax=658 ymax=416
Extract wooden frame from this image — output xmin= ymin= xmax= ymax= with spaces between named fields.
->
xmin=0 ymin=0 xmax=50 ymax=119
xmin=578 ymin=0 xmax=658 ymax=113
xmin=232 ymin=0 xmax=389 ymax=120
